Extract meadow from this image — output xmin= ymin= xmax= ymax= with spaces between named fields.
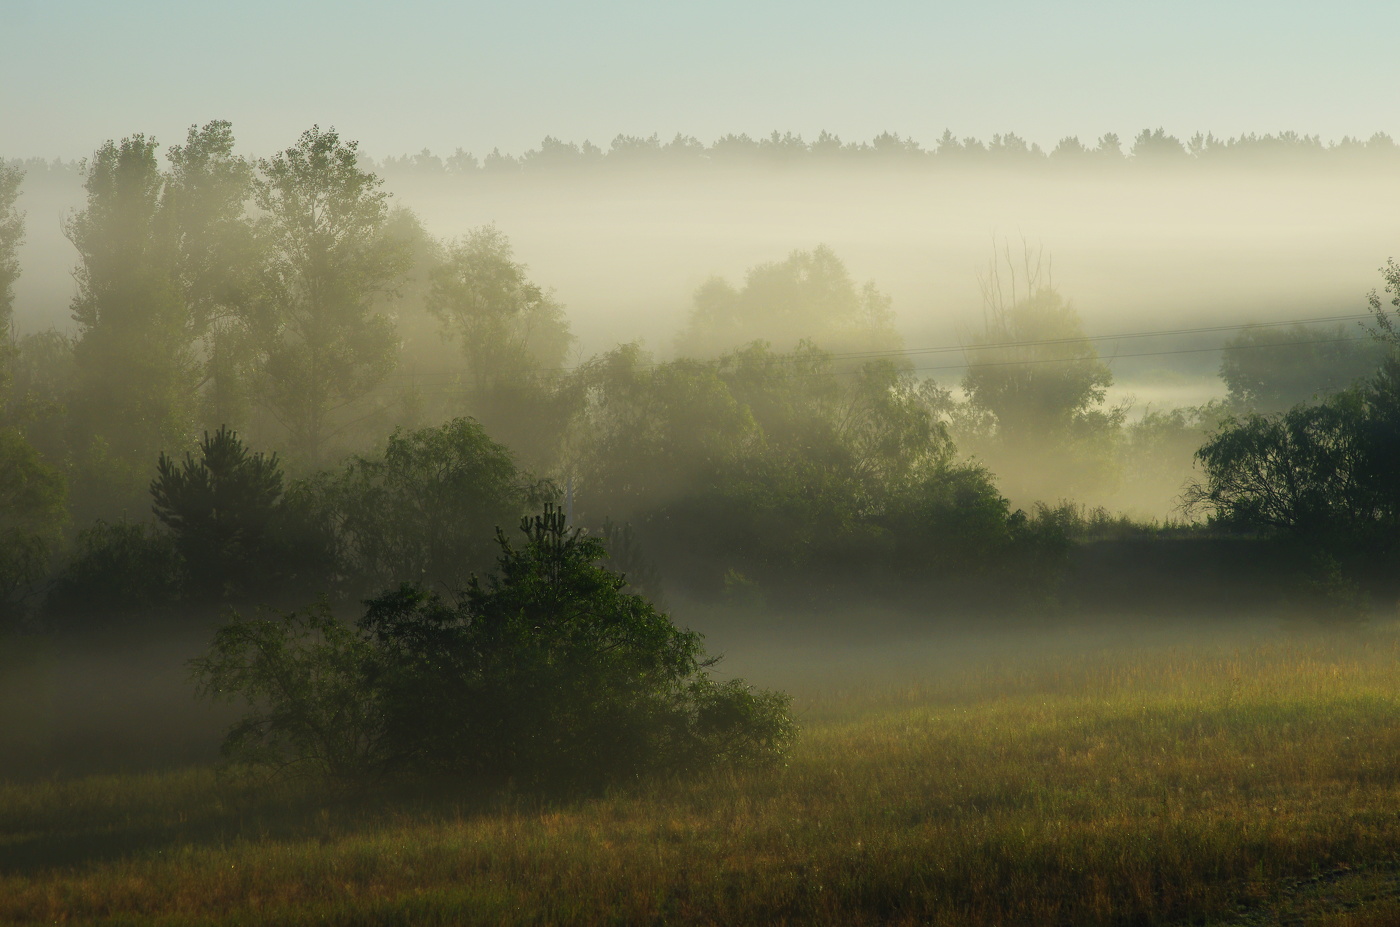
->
xmin=3 ymin=619 xmax=1400 ymax=926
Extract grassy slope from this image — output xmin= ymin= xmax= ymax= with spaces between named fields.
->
xmin=3 ymin=624 xmax=1400 ymax=926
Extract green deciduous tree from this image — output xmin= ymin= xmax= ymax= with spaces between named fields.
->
xmin=163 ymin=121 xmax=259 ymax=430
xmin=1186 ymin=395 xmax=1376 ymax=535
xmin=250 ymin=126 xmax=409 ymax=464
xmin=677 ymin=245 xmax=901 ymax=358
xmin=0 ymin=162 xmax=22 ymax=359
xmin=957 ymin=248 xmax=1121 ymax=505
xmin=1188 ymin=262 xmax=1400 ymax=542
xmin=66 ymin=134 xmax=198 ymax=516
xmin=0 ymin=428 xmax=65 ymax=623
xmin=427 ymin=225 xmax=572 ymax=394
xmin=0 ymin=163 xmax=67 ymax=624
xmin=1220 ymin=323 xmax=1383 ymax=413
xmin=300 ymin=417 xmax=546 ymax=595
xmin=424 ymin=225 xmax=575 ymax=465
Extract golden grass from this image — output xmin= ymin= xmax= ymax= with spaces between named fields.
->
xmin=3 ymin=623 xmax=1400 ymax=925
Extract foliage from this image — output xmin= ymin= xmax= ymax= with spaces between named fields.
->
xmin=0 ymin=427 xmax=66 ymax=623
xmin=192 ymin=599 xmax=385 ymax=781
xmin=298 ymin=417 xmax=547 ymax=596
xmin=1366 ymin=256 xmax=1400 ymax=348
xmin=960 ymin=287 xmax=1115 ymax=432
xmin=423 ymin=225 xmax=575 ymax=464
xmin=249 ymin=126 xmax=410 ymax=464
xmin=676 ymin=245 xmax=901 ymax=357
xmin=0 ymin=162 xmax=22 ymax=358
xmin=1184 ymin=343 xmax=1400 ymax=612
xmin=151 ymin=426 xmax=286 ymax=600
xmin=1115 ymin=402 xmax=1229 ymax=518
xmin=1186 ymin=395 xmax=1376 ymax=536
xmin=163 ymin=121 xmax=259 ymax=431
xmin=3 ymin=331 xmax=74 ymax=463
xmin=193 ymin=505 xmax=794 ymax=787
xmin=43 ymin=521 xmax=182 ymax=623
xmin=565 ymin=341 xmax=1052 ymax=605
xmin=1219 ymin=323 xmax=1383 ymax=413
xmin=65 ymin=134 xmax=198 ymax=513
xmin=956 ymin=256 xmax=1122 ymax=506
xmin=427 ymin=225 xmax=572 ymax=393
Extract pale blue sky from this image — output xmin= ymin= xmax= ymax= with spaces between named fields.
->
xmin=3 ymin=0 xmax=1397 ymax=159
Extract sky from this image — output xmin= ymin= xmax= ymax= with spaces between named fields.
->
xmin=4 ymin=0 xmax=1399 ymax=160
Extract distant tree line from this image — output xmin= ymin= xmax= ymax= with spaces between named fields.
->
xmin=11 ymin=127 xmax=1400 ymax=187
xmin=373 ymin=128 xmax=1400 ymax=177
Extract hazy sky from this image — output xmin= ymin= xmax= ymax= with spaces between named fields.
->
xmin=4 ymin=0 xmax=1398 ymax=160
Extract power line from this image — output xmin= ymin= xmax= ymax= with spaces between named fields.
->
xmin=388 ymin=333 xmax=1379 ymax=401
xmin=386 ymin=311 xmax=1377 ymax=385
xmin=904 ymin=334 xmax=1374 ymax=375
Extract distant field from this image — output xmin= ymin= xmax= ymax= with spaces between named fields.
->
xmin=3 ymin=622 xmax=1400 ymax=926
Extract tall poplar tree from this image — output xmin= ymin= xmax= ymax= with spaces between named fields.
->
xmin=250 ymin=126 xmax=408 ymax=464
xmin=66 ymin=135 xmax=196 ymax=516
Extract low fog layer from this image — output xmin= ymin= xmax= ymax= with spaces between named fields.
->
xmin=14 ymin=156 xmax=1398 ymax=397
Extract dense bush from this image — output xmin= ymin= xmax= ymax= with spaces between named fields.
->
xmin=193 ymin=506 xmax=793 ymax=788
xmin=43 ymin=521 xmax=183 ymax=624
xmin=1187 ymin=361 xmax=1400 ymax=542
xmin=297 ymin=417 xmax=548 ymax=596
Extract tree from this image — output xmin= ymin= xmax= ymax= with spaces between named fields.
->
xmin=299 ymin=417 xmax=546 ymax=595
xmin=151 ymin=426 xmax=285 ymax=600
xmin=162 ymin=121 xmax=258 ymax=431
xmin=427 ymin=225 xmax=572 ymax=394
xmin=0 ymin=163 xmax=24 ymax=398
xmin=61 ymin=123 xmax=259 ymax=518
xmin=565 ymin=341 xmax=963 ymax=596
xmin=1186 ymin=395 xmax=1376 ymax=536
xmin=193 ymin=505 xmax=794 ymax=787
xmin=676 ymin=245 xmax=902 ymax=358
xmin=250 ymin=126 xmax=409 ymax=464
xmin=957 ymin=246 xmax=1121 ymax=504
xmin=1190 ymin=260 xmax=1400 ymax=538
xmin=65 ymin=134 xmax=199 ymax=516
xmin=424 ymin=225 xmax=574 ymax=463
xmin=1368 ymin=256 xmax=1400 ymax=352
xmin=0 ymin=164 xmax=66 ymax=623
xmin=1219 ymin=323 xmax=1383 ymax=413
xmin=0 ymin=162 xmax=23 ymax=361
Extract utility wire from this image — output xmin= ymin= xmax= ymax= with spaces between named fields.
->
xmin=388 ymin=334 xmax=1379 ymax=401
xmin=386 ymin=312 xmax=1377 ymax=386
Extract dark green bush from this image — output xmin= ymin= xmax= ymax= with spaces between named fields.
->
xmin=44 ymin=521 xmax=183 ymax=624
xmin=193 ymin=505 xmax=794 ymax=788
xmin=296 ymin=417 xmax=548 ymax=596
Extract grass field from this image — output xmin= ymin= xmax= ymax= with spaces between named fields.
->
xmin=3 ymin=620 xmax=1400 ymax=925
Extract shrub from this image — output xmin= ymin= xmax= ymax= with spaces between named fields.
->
xmin=193 ymin=505 xmax=794 ymax=788
xmin=297 ymin=417 xmax=548 ymax=596
xmin=43 ymin=521 xmax=183 ymax=625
